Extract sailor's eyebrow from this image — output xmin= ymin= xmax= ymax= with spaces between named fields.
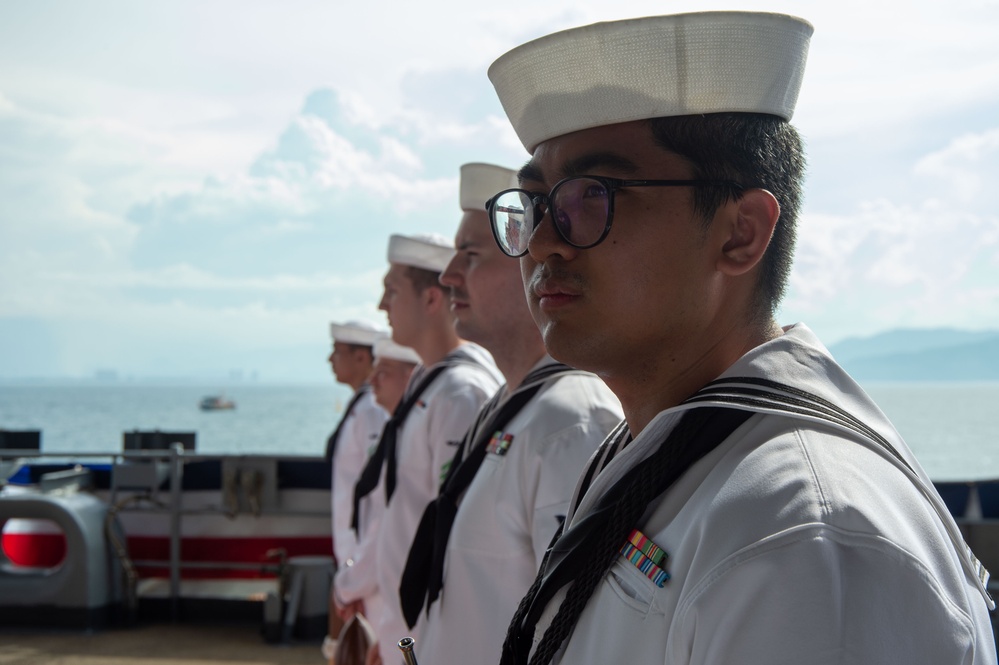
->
xmin=455 ymin=238 xmax=482 ymax=250
xmin=518 ymin=151 xmax=640 ymax=187
xmin=518 ymin=161 xmax=545 ymax=185
xmin=559 ymin=152 xmax=639 ymax=178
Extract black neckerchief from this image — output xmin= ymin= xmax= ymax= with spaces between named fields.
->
xmin=350 ymin=363 xmax=448 ymax=535
xmin=398 ymin=362 xmax=575 ymax=628
xmin=325 ymin=385 xmax=371 ymax=464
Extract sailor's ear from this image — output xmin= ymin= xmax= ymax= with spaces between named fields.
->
xmin=717 ymin=188 xmax=780 ymax=276
xmin=423 ymin=283 xmax=446 ymax=312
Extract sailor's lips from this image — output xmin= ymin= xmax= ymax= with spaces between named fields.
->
xmin=532 ymin=283 xmax=581 ymax=310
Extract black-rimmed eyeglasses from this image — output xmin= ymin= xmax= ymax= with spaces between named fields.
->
xmin=485 ymin=175 xmax=744 ymax=258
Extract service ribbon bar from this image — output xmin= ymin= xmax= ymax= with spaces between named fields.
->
xmin=628 ymin=529 xmax=666 ymax=565
xmin=486 ymin=431 xmax=514 ymax=456
xmin=620 ymin=529 xmax=670 ymax=587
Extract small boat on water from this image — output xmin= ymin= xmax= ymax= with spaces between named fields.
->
xmin=199 ymin=396 xmax=236 ymax=411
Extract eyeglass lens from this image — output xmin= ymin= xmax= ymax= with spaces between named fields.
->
xmin=552 ymin=178 xmax=609 ymax=248
xmin=491 ymin=177 xmax=611 ymax=256
xmin=491 ymin=192 xmax=532 ymax=256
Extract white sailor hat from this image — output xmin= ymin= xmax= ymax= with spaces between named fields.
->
xmin=460 ymin=163 xmax=519 ymax=212
xmin=329 ymin=320 xmax=387 ymax=346
xmin=387 ymin=233 xmax=455 ymax=272
xmin=488 ymin=11 xmax=813 ymax=153
xmin=373 ymin=336 xmax=421 ymax=365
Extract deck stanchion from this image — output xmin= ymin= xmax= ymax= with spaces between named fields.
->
xmin=169 ymin=443 xmax=184 ymax=621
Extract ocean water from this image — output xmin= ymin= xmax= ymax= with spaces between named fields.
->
xmin=862 ymin=381 xmax=999 ymax=481
xmin=0 ymin=382 xmax=351 ymax=458
xmin=0 ymin=381 xmax=996 ymax=480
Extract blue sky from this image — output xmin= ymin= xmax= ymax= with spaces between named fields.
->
xmin=1 ymin=0 xmax=997 ymax=382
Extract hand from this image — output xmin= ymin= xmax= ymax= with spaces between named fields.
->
xmin=337 ymin=598 xmax=366 ymax=621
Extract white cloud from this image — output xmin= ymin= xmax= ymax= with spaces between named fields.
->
xmin=47 ymin=264 xmax=385 ymax=294
xmin=2 ymin=0 xmax=999 ymax=377
xmin=787 ymin=197 xmax=999 ymax=339
xmin=914 ymin=128 xmax=999 ymax=203
xmin=0 ymin=101 xmax=140 ymax=292
xmin=250 ymin=104 xmax=456 ymax=215
xmin=0 ymin=85 xmax=463 ymax=376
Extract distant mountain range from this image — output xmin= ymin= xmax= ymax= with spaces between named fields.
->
xmin=828 ymin=328 xmax=999 ymax=381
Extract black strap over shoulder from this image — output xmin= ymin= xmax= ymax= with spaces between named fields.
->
xmin=350 ymin=364 xmax=448 ymax=535
xmin=689 ymin=376 xmax=912 ymax=471
xmin=502 ymin=375 xmax=950 ymax=665
xmin=399 ymin=363 xmax=575 ymax=628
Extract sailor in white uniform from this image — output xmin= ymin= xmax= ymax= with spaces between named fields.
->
xmin=485 ymin=12 xmax=997 ymax=665
xmin=323 ymin=320 xmax=388 ymax=662
xmin=334 ymin=233 xmax=501 ymax=665
xmin=323 ymin=334 xmax=422 ymax=664
xmin=399 ymin=163 xmax=623 ymax=665
xmin=369 ymin=337 xmax=421 ymax=414
xmin=326 ymin=320 xmax=389 ymax=569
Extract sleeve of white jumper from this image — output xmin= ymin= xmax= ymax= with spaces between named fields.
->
xmin=332 ymin=485 xmax=385 ymax=606
xmin=666 ymin=527 xmax=988 ymax=665
xmin=427 ymin=381 xmax=497 ymax=489
xmin=332 ymin=396 xmax=388 ymax=566
xmin=497 ymin=374 xmax=620 ymax=570
xmin=525 ymin=416 xmax=622 ymax=569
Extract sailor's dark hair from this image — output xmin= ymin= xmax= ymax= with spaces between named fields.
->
xmin=337 ymin=342 xmax=375 ymax=357
xmin=648 ymin=113 xmax=806 ymax=321
xmin=404 ymin=265 xmax=446 ymax=294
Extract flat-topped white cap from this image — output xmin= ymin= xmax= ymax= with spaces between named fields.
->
xmin=330 ymin=320 xmax=387 ymax=346
xmin=488 ymin=11 xmax=813 ymax=153
xmin=387 ymin=233 xmax=455 ymax=272
xmin=373 ymin=336 xmax=421 ymax=364
xmin=460 ymin=163 xmax=519 ymax=212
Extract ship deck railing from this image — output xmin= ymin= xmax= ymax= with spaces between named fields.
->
xmin=0 ymin=445 xmax=332 ymax=623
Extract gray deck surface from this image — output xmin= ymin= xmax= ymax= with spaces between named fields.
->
xmin=0 ymin=623 xmax=321 ymax=665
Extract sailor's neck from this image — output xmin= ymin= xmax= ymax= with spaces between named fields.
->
xmin=608 ymin=320 xmax=783 ymax=436
xmin=416 ymin=337 xmax=464 ymax=367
